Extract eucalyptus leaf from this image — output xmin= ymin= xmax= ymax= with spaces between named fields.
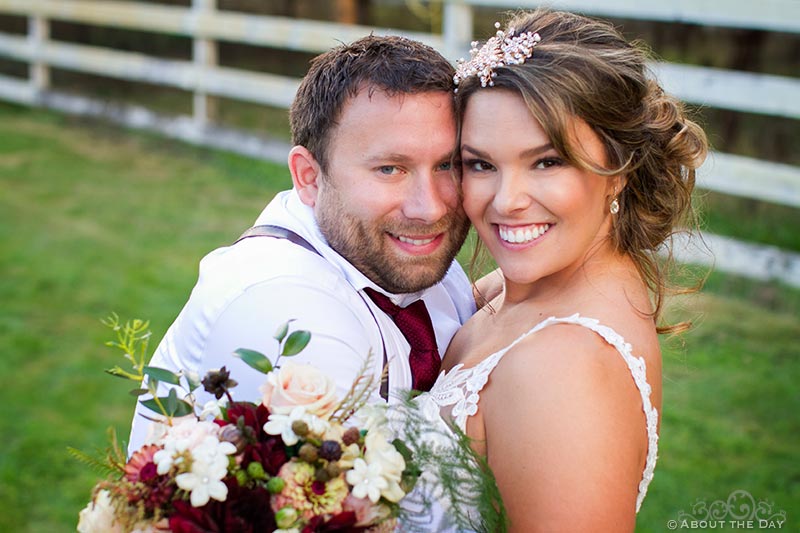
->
xmin=143 ymin=366 xmax=181 ymax=385
xmin=129 ymin=388 xmax=149 ymax=397
xmin=104 ymin=366 xmax=135 ymax=380
xmin=234 ymin=348 xmax=273 ymax=374
xmin=140 ymin=397 xmax=193 ymax=417
xmin=282 ymin=330 xmax=311 ymax=356
xmin=166 ymin=388 xmax=178 ymax=415
xmin=273 ymin=321 xmax=290 ymax=343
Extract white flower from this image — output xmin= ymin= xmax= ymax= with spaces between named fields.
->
xmin=175 ymin=435 xmax=236 ymax=507
xmin=199 ymin=398 xmax=226 ymax=420
xmin=364 ymin=433 xmax=406 ymax=482
xmin=153 ymin=418 xmax=222 ymax=475
xmin=346 ymin=458 xmax=388 ymax=503
xmin=263 ymin=406 xmax=328 ymax=445
xmin=363 ymin=429 xmax=407 ymax=502
xmin=356 ymin=404 xmax=388 ymax=433
xmin=77 ymin=490 xmax=123 ymax=533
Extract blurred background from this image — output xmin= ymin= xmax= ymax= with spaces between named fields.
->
xmin=0 ymin=1 xmax=797 ymax=531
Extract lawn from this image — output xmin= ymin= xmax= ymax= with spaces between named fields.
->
xmin=0 ymin=103 xmax=797 ymax=532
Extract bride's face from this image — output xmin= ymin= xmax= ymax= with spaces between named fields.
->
xmin=460 ymin=90 xmax=619 ymax=289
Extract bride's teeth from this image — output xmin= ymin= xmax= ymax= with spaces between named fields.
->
xmin=499 ymin=224 xmax=550 ymax=244
xmin=398 ymin=235 xmax=435 ymax=246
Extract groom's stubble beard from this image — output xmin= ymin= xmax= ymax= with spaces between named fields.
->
xmin=315 ymin=175 xmax=470 ymax=294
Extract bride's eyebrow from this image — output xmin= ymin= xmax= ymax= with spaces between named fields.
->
xmin=460 ymin=144 xmax=490 ymax=159
xmin=520 ymin=143 xmax=555 ymax=158
xmin=461 ymin=143 xmax=554 ymax=159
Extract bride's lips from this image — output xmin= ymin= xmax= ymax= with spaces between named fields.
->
xmin=388 ymin=232 xmax=444 ymax=255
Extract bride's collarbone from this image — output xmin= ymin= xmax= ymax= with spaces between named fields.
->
xmin=444 ymin=305 xmax=550 ymax=369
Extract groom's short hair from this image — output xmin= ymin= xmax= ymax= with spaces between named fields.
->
xmin=289 ymin=35 xmax=455 ymax=173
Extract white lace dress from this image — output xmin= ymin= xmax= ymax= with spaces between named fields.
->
xmin=398 ymin=314 xmax=659 ymax=532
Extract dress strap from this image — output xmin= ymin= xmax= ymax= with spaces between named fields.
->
xmin=535 ymin=314 xmax=659 ymax=512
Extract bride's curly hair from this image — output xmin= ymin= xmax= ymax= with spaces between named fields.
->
xmin=456 ymin=9 xmax=709 ymax=333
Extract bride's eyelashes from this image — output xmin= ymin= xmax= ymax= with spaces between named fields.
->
xmin=463 ymin=158 xmax=496 ymax=173
xmin=533 ymin=156 xmax=565 ymax=170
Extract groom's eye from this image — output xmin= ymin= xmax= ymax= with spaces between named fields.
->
xmin=378 ymin=165 xmax=400 ymax=175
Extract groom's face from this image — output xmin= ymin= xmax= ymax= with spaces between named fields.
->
xmin=314 ymin=88 xmax=469 ymax=294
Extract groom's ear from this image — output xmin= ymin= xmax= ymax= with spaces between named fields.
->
xmin=288 ymin=145 xmax=322 ymax=207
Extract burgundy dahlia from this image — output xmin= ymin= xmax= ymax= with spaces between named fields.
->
xmin=221 ymin=402 xmax=288 ymax=476
xmin=169 ymin=479 xmax=275 ymax=533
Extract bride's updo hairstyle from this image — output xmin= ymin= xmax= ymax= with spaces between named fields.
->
xmin=455 ymin=9 xmax=708 ymax=332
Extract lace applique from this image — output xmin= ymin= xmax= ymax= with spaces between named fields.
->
xmin=425 ymin=313 xmax=659 ymax=513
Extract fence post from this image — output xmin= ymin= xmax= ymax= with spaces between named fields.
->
xmin=28 ymin=14 xmax=50 ymax=99
xmin=442 ymin=0 xmax=473 ymax=62
xmin=192 ymin=0 xmax=218 ymax=128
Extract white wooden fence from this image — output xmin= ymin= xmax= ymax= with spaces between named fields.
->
xmin=0 ymin=0 xmax=799 ymax=286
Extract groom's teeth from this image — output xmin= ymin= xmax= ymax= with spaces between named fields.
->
xmin=397 ymin=235 xmax=435 ymax=246
xmin=499 ymin=224 xmax=550 ymax=244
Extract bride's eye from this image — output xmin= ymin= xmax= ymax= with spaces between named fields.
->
xmin=463 ymin=159 xmax=495 ymax=173
xmin=534 ymin=157 xmax=564 ymax=170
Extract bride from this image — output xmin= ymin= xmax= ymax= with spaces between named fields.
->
xmin=401 ymin=8 xmax=707 ymax=532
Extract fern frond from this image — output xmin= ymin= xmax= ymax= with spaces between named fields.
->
xmin=330 ymin=349 xmax=379 ymax=424
xmin=393 ymin=396 xmax=509 ymax=533
xmin=67 ymin=446 xmax=122 ymax=478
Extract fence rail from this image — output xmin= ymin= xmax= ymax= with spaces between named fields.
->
xmin=1 ymin=0 xmax=798 ymax=286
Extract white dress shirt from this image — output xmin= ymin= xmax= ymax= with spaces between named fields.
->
xmin=128 ymin=189 xmax=475 ymax=452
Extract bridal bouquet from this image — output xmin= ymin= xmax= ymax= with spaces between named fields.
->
xmin=76 ymin=315 xmax=416 ymax=533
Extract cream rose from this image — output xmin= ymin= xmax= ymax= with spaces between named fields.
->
xmin=260 ymin=362 xmax=338 ymax=419
xmin=77 ymin=490 xmax=123 ymax=533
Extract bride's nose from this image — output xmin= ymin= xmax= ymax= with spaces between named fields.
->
xmin=492 ymin=171 xmax=533 ymax=215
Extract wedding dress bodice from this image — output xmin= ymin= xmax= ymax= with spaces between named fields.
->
xmin=401 ymin=314 xmax=659 ymax=531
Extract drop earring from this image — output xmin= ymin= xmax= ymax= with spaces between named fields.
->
xmin=610 ymin=197 xmax=620 ymax=214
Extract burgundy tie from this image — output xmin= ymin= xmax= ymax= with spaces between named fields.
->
xmin=364 ymin=288 xmax=441 ymax=392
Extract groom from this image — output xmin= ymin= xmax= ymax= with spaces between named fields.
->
xmin=128 ymin=34 xmax=474 ymax=451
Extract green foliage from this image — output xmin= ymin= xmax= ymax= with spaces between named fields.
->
xmin=66 ymin=428 xmax=127 ymax=479
xmin=393 ymin=397 xmax=508 ymax=533
xmin=100 ymin=316 xmax=196 ymax=419
xmin=101 ymin=313 xmax=151 ymax=381
xmin=234 ymin=348 xmax=274 ymax=374
xmin=281 ymin=330 xmax=312 ymax=356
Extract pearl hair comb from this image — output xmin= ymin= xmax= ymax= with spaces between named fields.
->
xmin=453 ymin=22 xmax=541 ymax=91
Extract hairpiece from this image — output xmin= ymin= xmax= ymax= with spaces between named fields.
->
xmin=454 ymin=22 xmax=541 ymax=91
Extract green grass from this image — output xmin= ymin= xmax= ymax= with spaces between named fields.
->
xmin=1 ymin=103 xmax=798 ymax=532
xmin=0 ymin=102 xmax=288 ymax=531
